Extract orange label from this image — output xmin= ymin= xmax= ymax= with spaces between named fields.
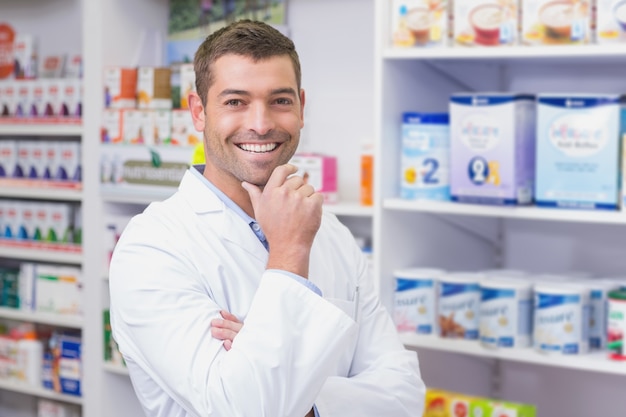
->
xmin=0 ymin=23 xmax=16 ymax=79
xmin=360 ymin=153 xmax=374 ymax=206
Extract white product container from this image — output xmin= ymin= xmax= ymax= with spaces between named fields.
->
xmin=393 ymin=267 xmax=444 ymax=334
xmin=17 ymin=332 xmax=43 ymax=387
xmin=437 ymin=271 xmax=482 ymax=339
xmin=533 ymin=281 xmax=591 ymax=355
xmin=479 ymin=276 xmax=533 ymax=349
xmin=575 ymin=278 xmax=622 ymax=349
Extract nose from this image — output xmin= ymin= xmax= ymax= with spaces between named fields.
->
xmin=246 ymin=102 xmax=275 ymax=136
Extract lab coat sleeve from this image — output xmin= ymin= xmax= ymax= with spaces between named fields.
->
xmin=109 ymin=214 xmax=360 ymax=417
xmin=313 ymin=246 xmax=426 ymax=416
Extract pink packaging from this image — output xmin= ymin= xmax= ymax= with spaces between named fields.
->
xmin=289 ymin=153 xmax=338 ymax=204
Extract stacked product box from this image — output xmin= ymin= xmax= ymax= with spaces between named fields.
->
xmin=535 ymin=94 xmax=621 ymax=210
xmin=400 ymin=112 xmax=451 ymax=201
xmin=0 ymin=199 xmax=79 ymax=244
xmin=0 ymin=139 xmax=81 ymax=182
xmin=449 ymin=93 xmax=536 ymax=205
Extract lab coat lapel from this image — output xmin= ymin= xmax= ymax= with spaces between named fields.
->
xmin=178 ymin=169 xmax=268 ymax=264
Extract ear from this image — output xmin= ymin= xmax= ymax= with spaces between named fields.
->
xmin=188 ymin=91 xmax=206 ymax=132
xmin=299 ymin=88 xmax=306 ymax=129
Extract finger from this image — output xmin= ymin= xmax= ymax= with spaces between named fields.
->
xmin=295 ymin=183 xmax=316 ymax=197
xmin=283 ymin=174 xmax=306 ymax=190
xmin=241 ymin=181 xmax=262 ymax=209
xmin=223 ymin=340 xmax=233 ymax=351
xmin=265 ymin=164 xmax=298 ymax=190
xmin=220 ymin=310 xmax=241 ymax=323
xmin=211 ymin=326 xmax=238 ymax=341
xmin=212 ymin=318 xmax=243 ymax=333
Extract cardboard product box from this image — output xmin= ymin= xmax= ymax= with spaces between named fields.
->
xmin=154 ymin=109 xmax=173 ymax=145
xmin=15 ymin=80 xmax=34 ymax=117
xmin=122 ymin=109 xmax=155 ymax=145
xmin=171 ymin=109 xmax=201 ymax=146
xmin=56 ymin=142 xmax=81 ymax=182
xmin=137 ymin=66 xmax=172 ymax=110
xmin=289 ymin=153 xmax=338 ymax=204
xmin=179 ymin=63 xmax=196 ymax=109
xmin=13 ymin=34 xmax=37 ymax=79
xmin=101 ymin=109 xmax=123 ymax=144
xmin=597 ymin=0 xmax=626 ymax=43
xmin=35 ymin=264 xmax=83 ymax=316
xmin=104 ymin=67 xmax=137 ymax=109
xmin=59 ymin=79 xmax=81 ymax=117
xmin=31 ymin=79 xmax=48 ymax=117
xmin=449 ymin=93 xmax=536 ymax=205
xmin=522 ymin=0 xmax=592 ymax=45
xmin=391 ymin=0 xmax=449 ymax=48
xmin=453 ymin=0 xmax=519 ymax=46
xmin=57 ymin=333 xmax=82 ymax=396
xmin=0 ymin=139 xmax=17 ymax=178
xmin=1 ymin=81 xmax=17 ymax=117
xmin=535 ymin=94 xmax=621 ymax=210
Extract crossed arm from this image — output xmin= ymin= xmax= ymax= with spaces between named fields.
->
xmin=211 ymin=310 xmax=315 ymax=417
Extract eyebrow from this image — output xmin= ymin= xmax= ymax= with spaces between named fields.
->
xmin=218 ymin=87 xmax=298 ymax=98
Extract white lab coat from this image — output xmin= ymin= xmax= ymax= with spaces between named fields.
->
xmin=109 ymin=169 xmax=425 ymax=417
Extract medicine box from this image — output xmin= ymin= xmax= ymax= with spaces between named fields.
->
xmin=137 ymin=66 xmax=172 ymax=110
xmin=101 ymin=109 xmax=123 ymax=143
xmin=171 ymin=109 xmax=201 ymax=146
xmin=535 ymin=94 xmax=621 ymax=210
xmin=597 ymin=0 xmax=626 ymax=43
xmin=449 ymin=93 xmax=536 ymax=205
xmin=289 ymin=153 xmax=338 ymax=204
xmin=179 ymin=63 xmax=196 ymax=109
xmin=104 ymin=67 xmax=137 ymax=109
xmin=522 ymin=0 xmax=592 ymax=45
xmin=400 ymin=112 xmax=450 ymax=201
xmin=391 ymin=0 xmax=449 ymax=48
xmin=453 ymin=0 xmax=518 ymax=46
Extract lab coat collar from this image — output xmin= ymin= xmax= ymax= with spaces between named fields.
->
xmin=178 ymin=168 xmax=269 ymax=263
xmin=178 ymin=169 xmax=224 ymax=214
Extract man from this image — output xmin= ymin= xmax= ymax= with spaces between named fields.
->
xmin=109 ymin=19 xmax=425 ymax=417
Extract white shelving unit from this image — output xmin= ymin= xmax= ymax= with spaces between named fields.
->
xmin=374 ymin=1 xmax=626 ymax=416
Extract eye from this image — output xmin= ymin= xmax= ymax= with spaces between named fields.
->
xmin=225 ymin=99 xmax=243 ymax=106
xmin=274 ymin=97 xmax=293 ymax=105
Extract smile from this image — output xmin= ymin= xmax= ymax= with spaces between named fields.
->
xmin=237 ymin=143 xmax=278 ymax=153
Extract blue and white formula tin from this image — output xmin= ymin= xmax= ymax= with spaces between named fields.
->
xmin=393 ymin=268 xmax=444 ymax=334
xmin=576 ymin=278 xmax=622 ymax=349
xmin=533 ymin=282 xmax=591 ymax=355
xmin=535 ymin=94 xmax=621 ymax=210
xmin=437 ymin=272 xmax=482 ymax=339
xmin=400 ymin=113 xmax=450 ymax=201
xmin=479 ymin=276 xmax=533 ymax=349
xmin=449 ymin=93 xmax=536 ymax=205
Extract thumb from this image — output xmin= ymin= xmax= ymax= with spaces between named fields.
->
xmin=241 ymin=181 xmax=262 ymax=209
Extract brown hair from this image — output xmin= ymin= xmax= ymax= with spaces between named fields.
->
xmin=193 ymin=19 xmax=302 ymax=106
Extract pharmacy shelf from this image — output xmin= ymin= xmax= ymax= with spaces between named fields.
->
xmin=0 ymin=379 xmax=82 ymax=405
xmin=0 ymin=180 xmax=82 ymax=201
xmin=0 ymin=307 xmax=83 ymax=329
xmin=102 ymin=187 xmax=374 ymax=218
xmin=0 ymin=240 xmax=82 ymax=264
xmin=383 ymin=44 xmax=626 ymax=62
xmin=400 ymin=333 xmax=626 ymax=376
xmin=384 ymin=198 xmax=626 ymax=226
xmin=101 ymin=187 xmax=176 ymax=205
xmin=0 ymin=119 xmax=82 ymax=136
xmin=103 ymin=362 xmax=129 ymax=376
xmin=325 ymin=202 xmax=374 ymax=217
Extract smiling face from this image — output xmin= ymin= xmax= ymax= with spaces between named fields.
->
xmin=189 ymin=53 xmax=305 ymax=205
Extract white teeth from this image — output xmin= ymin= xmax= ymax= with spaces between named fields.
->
xmin=239 ymin=143 xmax=277 ymax=153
